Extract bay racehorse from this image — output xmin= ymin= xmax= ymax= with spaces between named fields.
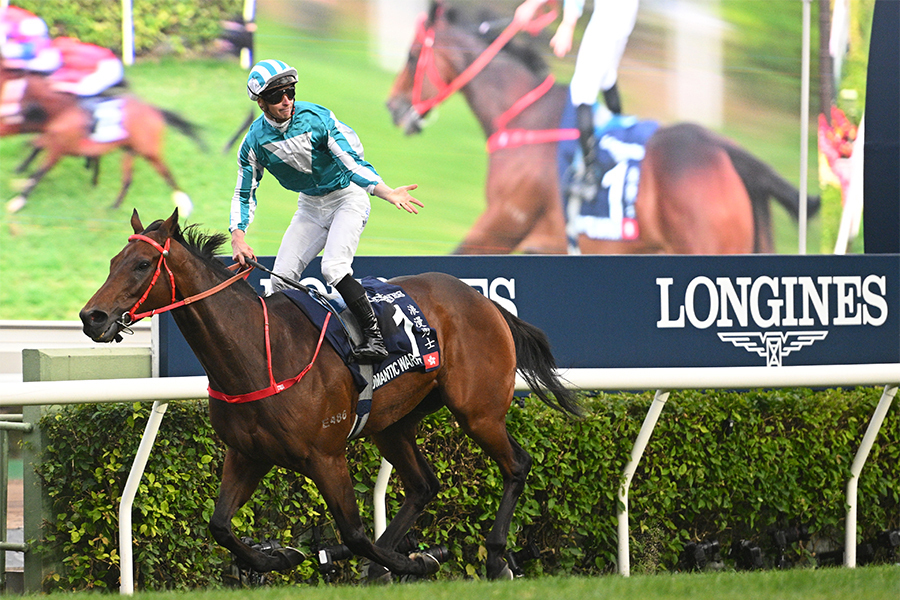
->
xmin=80 ymin=209 xmax=581 ymax=581
xmin=0 ymin=69 xmax=206 ymax=215
xmin=387 ymin=1 xmax=817 ymax=255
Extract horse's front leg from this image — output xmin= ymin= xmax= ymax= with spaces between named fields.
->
xmin=209 ymin=448 xmax=305 ymax=572
xmin=308 ymin=452 xmax=441 ymax=578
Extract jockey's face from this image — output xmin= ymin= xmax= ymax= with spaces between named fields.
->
xmin=258 ymin=85 xmax=294 ymax=122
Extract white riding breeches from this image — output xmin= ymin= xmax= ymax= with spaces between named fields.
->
xmin=271 ymin=185 xmax=371 ymax=292
xmin=569 ymin=0 xmax=639 ymax=106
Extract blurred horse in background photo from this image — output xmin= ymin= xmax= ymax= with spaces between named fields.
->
xmin=0 ymin=66 xmax=207 ymax=215
xmin=386 ymin=1 xmax=818 ymax=255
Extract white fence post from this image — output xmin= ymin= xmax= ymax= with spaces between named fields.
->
xmin=119 ymin=401 xmax=169 ymax=595
xmin=373 ymin=458 xmax=394 ymax=539
xmin=844 ymin=384 xmax=897 ymax=567
xmin=617 ymin=390 xmax=670 ymax=577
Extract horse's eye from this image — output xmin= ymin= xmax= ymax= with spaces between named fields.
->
xmin=136 ymin=260 xmax=152 ymax=272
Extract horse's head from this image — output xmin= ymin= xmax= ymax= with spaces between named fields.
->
xmin=80 ymin=209 xmax=182 ymax=343
xmin=386 ymin=1 xmax=489 ymax=135
xmin=386 ymin=2 xmax=444 ymax=135
xmin=386 ymin=1 xmax=550 ymax=136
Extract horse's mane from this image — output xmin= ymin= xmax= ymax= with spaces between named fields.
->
xmin=443 ymin=4 xmax=549 ymax=78
xmin=143 ymin=219 xmax=233 ymax=278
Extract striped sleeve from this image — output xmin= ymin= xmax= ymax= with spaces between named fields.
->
xmin=325 ymin=111 xmax=383 ymax=194
xmin=230 ymin=138 xmax=263 ymax=232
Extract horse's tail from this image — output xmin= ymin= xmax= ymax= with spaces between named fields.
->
xmin=720 ymin=141 xmax=820 ymax=252
xmin=492 ymin=300 xmax=582 ymax=417
xmin=723 ymin=141 xmax=821 ymax=219
xmin=160 ymin=108 xmax=209 ymax=153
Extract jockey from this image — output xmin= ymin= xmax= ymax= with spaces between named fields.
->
xmin=47 ymin=36 xmax=125 ymax=97
xmin=230 ymin=59 xmax=423 ymax=361
xmin=515 ymin=0 xmax=638 ymax=196
xmin=0 ymin=5 xmax=62 ymax=73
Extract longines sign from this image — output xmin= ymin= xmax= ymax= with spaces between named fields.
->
xmin=158 ymin=255 xmax=900 ymax=376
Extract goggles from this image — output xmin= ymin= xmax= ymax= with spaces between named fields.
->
xmin=260 ymin=85 xmax=296 ymax=104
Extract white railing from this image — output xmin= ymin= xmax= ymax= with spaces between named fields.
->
xmin=1 ymin=365 xmax=896 ymax=590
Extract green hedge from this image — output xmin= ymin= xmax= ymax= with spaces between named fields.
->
xmin=33 ymin=388 xmax=899 ymax=590
xmin=12 ymin=0 xmax=242 ymax=56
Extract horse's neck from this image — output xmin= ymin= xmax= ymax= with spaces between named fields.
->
xmin=167 ymin=254 xmax=269 ymax=389
xmin=459 ymin=57 xmax=560 ymax=137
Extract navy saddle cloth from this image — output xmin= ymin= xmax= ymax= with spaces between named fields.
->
xmin=557 ymin=92 xmax=659 ymax=243
xmin=282 ymin=276 xmax=440 ymax=392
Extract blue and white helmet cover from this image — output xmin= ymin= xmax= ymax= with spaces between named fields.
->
xmin=247 ymin=59 xmax=298 ymax=100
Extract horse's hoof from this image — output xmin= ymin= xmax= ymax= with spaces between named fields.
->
xmin=409 ymin=551 xmax=441 ymax=576
xmin=6 ymin=196 xmax=26 ymax=214
xmin=272 ymin=546 xmax=306 ymax=570
xmin=488 ymin=560 xmax=514 ymax=580
xmin=172 ymin=190 xmax=193 ymax=219
xmin=366 ymin=563 xmax=393 ymax=585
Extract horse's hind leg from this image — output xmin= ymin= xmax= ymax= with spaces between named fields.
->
xmin=144 ymin=155 xmax=179 ymax=190
xmin=450 ymin=404 xmax=532 ymax=579
xmin=209 ymin=448 xmax=304 ymax=572
xmin=143 ymin=154 xmax=193 ymax=216
xmin=367 ymin=413 xmax=442 ymax=580
xmin=112 ymin=151 xmax=135 ymax=209
xmin=15 ymin=146 xmax=40 ymax=173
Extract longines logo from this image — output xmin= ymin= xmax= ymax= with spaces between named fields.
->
xmin=718 ymin=331 xmax=829 ymax=367
xmin=656 ymin=275 xmax=888 ymax=367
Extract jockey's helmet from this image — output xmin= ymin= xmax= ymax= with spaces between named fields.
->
xmin=246 ymin=59 xmax=298 ymax=101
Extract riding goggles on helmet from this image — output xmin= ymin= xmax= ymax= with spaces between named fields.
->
xmin=260 ymin=85 xmax=295 ymax=104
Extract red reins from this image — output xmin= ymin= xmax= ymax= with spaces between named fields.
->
xmin=126 ymin=233 xmax=329 ymax=403
xmin=207 ymin=306 xmax=331 ymax=404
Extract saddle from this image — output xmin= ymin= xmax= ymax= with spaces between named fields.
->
xmin=282 ymin=277 xmax=441 ymax=439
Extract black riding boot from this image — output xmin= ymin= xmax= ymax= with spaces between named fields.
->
xmin=602 ymin=82 xmax=623 ymax=115
xmin=335 ymin=275 xmax=388 ymax=361
xmin=575 ymin=103 xmax=598 ymax=199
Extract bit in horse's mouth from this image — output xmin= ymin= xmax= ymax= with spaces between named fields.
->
xmin=87 ymin=318 xmax=124 ymax=343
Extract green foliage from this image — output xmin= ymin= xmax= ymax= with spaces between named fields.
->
xmin=33 ymin=388 xmax=898 ymax=590
xmin=11 ymin=0 xmax=242 ymax=55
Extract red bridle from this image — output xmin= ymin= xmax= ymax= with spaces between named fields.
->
xmin=408 ymin=4 xmax=578 ymax=153
xmin=123 ymin=233 xmax=251 ymax=325
xmin=125 ymin=232 xmax=330 ymax=404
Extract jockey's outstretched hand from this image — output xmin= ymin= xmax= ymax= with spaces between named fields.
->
xmin=376 ymin=183 xmax=424 ymax=214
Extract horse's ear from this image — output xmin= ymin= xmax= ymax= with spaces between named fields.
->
xmin=163 ymin=209 xmax=179 ymax=234
xmin=429 ymin=0 xmax=444 ymax=24
xmin=130 ymin=209 xmax=144 ymax=234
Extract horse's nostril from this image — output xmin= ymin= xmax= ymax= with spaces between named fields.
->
xmin=81 ymin=309 xmax=107 ymax=327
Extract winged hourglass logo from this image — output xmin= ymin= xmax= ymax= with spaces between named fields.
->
xmin=717 ymin=331 xmax=829 ymax=367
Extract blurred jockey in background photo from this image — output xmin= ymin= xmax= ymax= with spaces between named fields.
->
xmin=0 ymin=5 xmax=62 ymax=73
xmin=515 ymin=0 xmax=639 ymax=193
xmin=1 ymin=6 xmax=126 ymax=138
xmin=47 ymin=36 xmax=125 ymax=97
